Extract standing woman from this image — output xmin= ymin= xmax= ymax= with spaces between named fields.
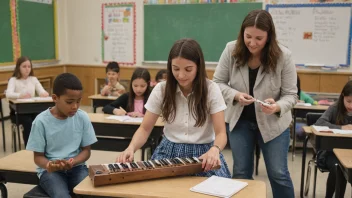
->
xmin=6 ymin=56 xmax=49 ymax=146
xmin=213 ymin=10 xmax=297 ymax=197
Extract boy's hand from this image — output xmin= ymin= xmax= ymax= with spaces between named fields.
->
xmin=64 ymin=158 xmax=74 ymax=170
xmin=46 ymin=160 xmax=66 ymax=173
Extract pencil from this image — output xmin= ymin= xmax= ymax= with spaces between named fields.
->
xmin=119 ymin=107 xmax=127 ymax=114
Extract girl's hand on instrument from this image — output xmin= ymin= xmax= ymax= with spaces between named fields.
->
xmin=198 ymin=147 xmax=221 ymax=172
xmin=116 ymin=148 xmax=134 ymax=163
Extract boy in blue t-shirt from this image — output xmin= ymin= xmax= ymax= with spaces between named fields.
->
xmin=26 ymin=73 xmax=97 ymax=198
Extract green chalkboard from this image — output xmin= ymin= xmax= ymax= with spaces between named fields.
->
xmin=17 ymin=0 xmax=56 ymax=61
xmin=144 ymin=3 xmax=262 ymax=62
xmin=0 ymin=0 xmax=14 ymax=63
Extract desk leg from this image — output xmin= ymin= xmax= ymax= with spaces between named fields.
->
xmin=93 ymin=106 xmax=97 ymax=113
xmin=0 ymin=100 xmax=5 ymax=152
xmin=15 ymin=112 xmax=21 ymax=151
xmin=292 ymin=109 xmax=297 ymax=161
xmin=300 ymin=135 xmax=309 ymax=198
xmin=0 ymin=183 xmax=7 ymax=198
xmin=335 ymin=164 xmax=344 ymax=198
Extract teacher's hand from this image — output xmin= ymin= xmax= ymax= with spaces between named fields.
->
xmin=261 ymin=98 xmax=280 ymax=115
xmin=235 ymin=92 xmax=255 ymax=106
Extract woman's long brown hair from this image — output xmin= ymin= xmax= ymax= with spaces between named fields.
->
xmin=233 ymin=10 xmax=281 ymax=73
xmin=336 ymin=80 xmax=352 ymax=125
xmin=162 ymin=38 xmax=208 ymax=127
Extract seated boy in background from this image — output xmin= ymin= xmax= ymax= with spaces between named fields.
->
xmin=26 ymin=73 xmax=97 ymax=198
xmin=101 ymin=61 xmax=126 ymax=96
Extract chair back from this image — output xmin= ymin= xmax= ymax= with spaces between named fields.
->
xmin=306 ymin=112 xmax=323 ymax=126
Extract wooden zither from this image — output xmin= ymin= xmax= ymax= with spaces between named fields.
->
xmin=89 ymin=157 xmax=220 ymax=186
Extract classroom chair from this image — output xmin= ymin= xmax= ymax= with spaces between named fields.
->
xmin=304 ymin=112 xmax=327 ymax=197
xmin=23 ymin=185 xmax=49 ymax=198
xmin=11 ymin=121 xmax=23 ymax=152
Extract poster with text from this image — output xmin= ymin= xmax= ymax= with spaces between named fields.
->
xmin=102 ymin=2 xmax=136 ymax=65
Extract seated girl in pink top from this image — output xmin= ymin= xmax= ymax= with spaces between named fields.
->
xmin=102 ymin=68 xmax=151 ymax=118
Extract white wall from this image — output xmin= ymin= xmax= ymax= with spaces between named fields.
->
xmin=64 ymin=0 xmax=144 ymax=66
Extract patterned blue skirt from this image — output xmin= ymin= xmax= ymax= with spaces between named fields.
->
xmin=151 ymin=137 xmax=231 ymax=178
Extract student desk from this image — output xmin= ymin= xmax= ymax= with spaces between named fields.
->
xmin=88 ymin=113 xmax=164 ymax=160
xmin=0 ymin=150 xmax=38 ymax=198
xmin=74 ymin=176 xmax=266 ymax=198
xmin=88 ymin=95 xmax=117 ymax=113
xmin=9 ymin=99 xmax=54 ymax=152
xmin=333 ymin=148 xmax=352 ymax=198
xmin=300 ymin=127 xmax=352 ymax=198
xmin=292 ymin=105 xmax=328 ymax=161
xmin=0 ymin=150 xmax=123 ymax=198
xmin=0 ymin=94 xmax=5 ymax=151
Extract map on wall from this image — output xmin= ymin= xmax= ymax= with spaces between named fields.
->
xmin=102 ymin=2 xmax=136 ymax=65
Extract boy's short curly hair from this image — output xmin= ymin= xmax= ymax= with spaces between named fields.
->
xmin=53 ymin=73 xmax=83 ymax=96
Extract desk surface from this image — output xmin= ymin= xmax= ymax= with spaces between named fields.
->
xmin=294 ymin=105 xmax=329 ymax=111
xmin=88 ymin=94 xmax=118 ymax=100
xmin=0 ymin=150 xmax=36 ymax=173
xmin=303 ymin=126 xmax=312 ymax=134
xmin=8 ymin=98 xmax=54 ymax=104
xmin=74 ymin=176 xmax=266 ymax=198
xmin=312 ymin=127 xmax=352 ymax=138
xmin=334 ymin=149 xmax=352 ymax=169
xmin=88 ymin=113 xmax=164 ymax=127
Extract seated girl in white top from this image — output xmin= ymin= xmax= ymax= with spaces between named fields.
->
xmin=117 ymin=38 xmax=231 ymax=177
xmin=5 ymin=56 xmax=49 ymax=146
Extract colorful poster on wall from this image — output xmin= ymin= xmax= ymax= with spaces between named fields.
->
xmin=102 ymin=2 xmax=136 ymax=65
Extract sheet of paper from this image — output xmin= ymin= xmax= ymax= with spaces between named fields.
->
xmin=105 ymin=115 xmax=143 ymax=123
xmin=312 ymin=125 xmax=330 ymax=132
xmin=190 ymin=176 xmax=248 ymax=198
xmin=33 ymin=97 xmax=53 ymax=101
xmin=331 ymin=129 xmax=352 ymax=135
xmin=16 ymin=98 xmax=35 ymax=102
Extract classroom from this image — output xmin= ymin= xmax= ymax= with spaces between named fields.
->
xmin=0 ymin=0 xmax=352 ymax=197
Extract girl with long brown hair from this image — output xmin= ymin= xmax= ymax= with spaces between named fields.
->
xmin=117 ymin=38 xmax=231 ymax=177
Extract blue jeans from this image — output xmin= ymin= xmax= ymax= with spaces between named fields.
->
xmin=39 ymin=165 xmax=88 ymax=198
xmin=227 ymin=120 xmax=294 ymax=198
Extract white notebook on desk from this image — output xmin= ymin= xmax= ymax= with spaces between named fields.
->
xmin=106 ymin=115 xmax=143 ymax=123
xmin=190 ymin=176 xmax=248 ymax=198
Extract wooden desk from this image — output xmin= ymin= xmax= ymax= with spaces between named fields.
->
xmin=0 ymin=150 xmax=124 ymax=198
xmin=0 ymin=150 xmax=37 ymax=198
xmin=334 ymin=148 xmax=352 ymax=198
xmin=74 ymin=176 xmax=266 ymax=198
xmin=9 ymin=99 xmax=54 ymax=151
xmin=300 ymin=127 xmax=352 ymax=198
xmin=88 ymin=113 xmax=164 ymax=160
xmin=292 ymin=105 xmax=328 ymax=161
xmin=0 ymin=94 xmax=5 ymax=151
xmin=88 ymin=95 xmax=117 ymax=113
